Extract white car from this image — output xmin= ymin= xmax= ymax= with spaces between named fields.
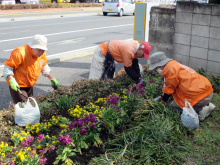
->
xmin=102 ymin=0 xmax=135 ymax=17
xmin=0 ymin=0 xmax=15 ymax=4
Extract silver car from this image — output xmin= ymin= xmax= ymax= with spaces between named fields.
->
xmin=102 ymin=0 xmax=135 ymax=17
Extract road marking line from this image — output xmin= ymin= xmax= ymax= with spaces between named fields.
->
xmin=0 ymin=17 xmax=130 ymax=30
xmin=0 ymin=24 xmax=133 ymax=43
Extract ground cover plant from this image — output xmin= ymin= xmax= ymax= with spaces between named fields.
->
xmin=0 ymin=66 xmax=219 ymax=165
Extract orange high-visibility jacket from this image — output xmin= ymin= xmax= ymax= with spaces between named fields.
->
xmin=162 ymin=60 xmax=213 ymax=108
xmin=100 ymin=40 xmax=139 ymax=67
xmin=4 ymin=44 xmax=48 ymax=88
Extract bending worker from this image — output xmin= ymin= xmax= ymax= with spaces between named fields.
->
xmin=3 ymin=34 xmax=60 ymax=104
xmin=150 ymin=52 xmax=216 ymax=121
xmin=89 ymin=40 xmax=152 ymax=84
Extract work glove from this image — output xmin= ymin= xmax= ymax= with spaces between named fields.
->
xmin=9 ymin=78 xmax=20 ymax=91
xmin=137 ymin=78 xmax=146 ymax=87
xmin=154 ymin=97 xmax=160 ymax=102
xmin=50 ymin=78 xmax=59 ymax=90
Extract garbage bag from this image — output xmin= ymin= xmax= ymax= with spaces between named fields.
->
xmin=181 ymin=99 xmax=199 ymax=129
xmin=15 ymin=97 xmax=40 ymax=126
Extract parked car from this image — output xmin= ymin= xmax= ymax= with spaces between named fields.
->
xmin=20 ymin=0 xmax=39 ymax=3
xmin=0 ymin=0 xmax=15 ymax=4
xmin=102 ymin=0 xmax=135 ymax=17
xmin=39 ymin=0 xmax=69 ymax=3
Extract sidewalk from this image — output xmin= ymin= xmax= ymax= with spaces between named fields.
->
xmin=0 ymin=7 xmax=102 ymax=14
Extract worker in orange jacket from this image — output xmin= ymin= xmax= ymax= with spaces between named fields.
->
xmin=149 ymin=52 xmax=216 ymax=121
xmin=89 ymin=40 xmax=151 ymax=84
xmin=3 ymin=34 xmax=60 ymax=104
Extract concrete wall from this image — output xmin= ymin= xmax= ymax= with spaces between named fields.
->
xmin=149 ymin=6 xmax=176 ymax=59
xmin=149 ymin=2 xmax=220 ymax=75
xmin=174 ymin=1 xmax=220 ymax=75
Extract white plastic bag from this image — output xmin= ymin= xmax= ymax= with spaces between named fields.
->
xmin=15 ymin=97 xmax=40 ymax=126
xmin=181 ymin=99 xmax=199 ymax=129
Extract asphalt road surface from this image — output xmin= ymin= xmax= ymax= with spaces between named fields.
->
xmin=0 ymin=10 xmax=148 ymax=110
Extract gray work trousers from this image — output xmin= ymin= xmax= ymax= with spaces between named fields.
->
xmin=167 ymin=92 xmax=213 ymax=113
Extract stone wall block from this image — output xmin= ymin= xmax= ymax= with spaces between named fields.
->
xmin=208 ymin=50 xmax=220 ymax=63
xmin=210 ymin=27 xmax=220 ymax=40
xmin=189 ymin=57 xmax=207 ymax=70
xmin=207 ymin=61 xmax=220 ymax=74
xmin=174 ymin=43 xmax=190 ymax=56
xmin=192 ymin=14 xmax=210 ymax=26
xmin=176 ymin=12 xmax=192 ymax=24
xmin=212 ymin=5 xmax=220 ymax=16
xmin=190 ymin=47 xmax=208 ymax=59
xmin=149 ymin=30 xmax=174 ymax=45
xmin=173 ymin=54 xmax=189 ymax=66
xmin=209 ymin=38 xmax=220 ymax=51
xmin=175 ymin=23 xmax=191 ymax=34
xmin=191 ymin=36 xmax=209 ymax=49
xmin=176 ymin=1 xmax=195 ymax=13
xmin=210 ymin=16 xmax=220 ymax=27
xmin=193 ymin=4 xmax=211 ymax=14
xmin=174 ymin=33 xmax=191 ymax=45
xmin=192 ymin=25 xmax=209 ymax=37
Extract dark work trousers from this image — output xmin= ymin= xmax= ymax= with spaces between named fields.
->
xmin=9 ymin=86 xmax=33 ymax=104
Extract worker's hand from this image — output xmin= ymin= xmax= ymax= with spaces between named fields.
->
xmin=9 ymin=78 xmax=20 ymax=91
xmin=154 ymin=96 xmax=162 ymax=102
xmin=138 ymin=78 xmax=146 ymax=87
xmin=50 ymin=78 xmax=59 ymax=90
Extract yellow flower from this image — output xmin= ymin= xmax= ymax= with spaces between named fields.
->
xmin=77 ymin=114 xmax=79 ymax=118
xmin=46 ymin=143 xmax=49 ymax=147
xmin=37 ymin=145 xmax=42 ymax=149
xmin=20 ymin=155 xmax=25 ymax=162
xmin=1 ymin=153 xmax=5 ymax=157
xmin=20 ymin=137 xmax=24 ymax=141
xmin=52 ymin=141 xmax=56 ymax=144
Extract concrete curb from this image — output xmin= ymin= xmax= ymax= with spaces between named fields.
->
xmin=47 ymin=46 xmax=96 ymax=64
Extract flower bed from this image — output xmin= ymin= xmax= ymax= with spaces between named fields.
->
xmin=0 ymin=66 xmax=220 ymax=164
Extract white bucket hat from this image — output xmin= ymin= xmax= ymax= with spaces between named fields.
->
xmin=148 ymin=52 xmax=172 ymax=70
xmin=28 ymin=34 xmax=48 ymax=51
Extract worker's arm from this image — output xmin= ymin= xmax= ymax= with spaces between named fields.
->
xmin=131 ymin=59 xmax=141 ymax=77
xmin=42 ymin=64 xmax=51 ymax=77
xmin=3 ymin=65 xmax=14 ymax=79
xmin=124 ymin=66 xmax=141 ymax=83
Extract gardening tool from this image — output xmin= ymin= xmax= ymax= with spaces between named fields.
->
xmin=18 ymin=89 xmax=28 ymax=99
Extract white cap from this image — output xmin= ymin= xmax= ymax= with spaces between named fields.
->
xmin=28 ymin=34 xmax=48 ymax=51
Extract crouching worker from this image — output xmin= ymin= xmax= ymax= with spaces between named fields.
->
xmin=149 ymin=52 xmax=216 ymax=121
xmin=3 ymin=34 xmax=60 ymax=104
xmin=89 ymin=40 xmax=152 ymax=84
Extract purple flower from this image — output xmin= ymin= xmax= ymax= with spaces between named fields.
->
xmin=37 ymin=134 xmax=44 ymax=142
xmin=59 ymin=134 xmax=72 ymax=146
xmin=73 ymin=120 xmax=78 ymax=127
xmin=91 ymin=116 xmax=97 ymax=123
xmin=77 ymin=120 xmax=84 ymax=127
xmin=80 ymin=128 xmax=87 ymax=135
xmin=161 ymin=76 xmax=164 ymax=81
xmin=149 ymin=78 xmax=154 ymax=83
xmin=68 ymin=123 xmax=74 ymax=130
xmin=89 ymin=113 xmax=94 ymax=117
xmin=89 ymin=123 xmax=96 ymax=129
xmin=158 ymin=83 xmax=161 ymax=86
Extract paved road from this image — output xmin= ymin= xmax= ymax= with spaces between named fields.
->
xmin=0 ymin=10 xmax=148 ymax=110
xmin=0 ymin=12 xmax=134 ymax=65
